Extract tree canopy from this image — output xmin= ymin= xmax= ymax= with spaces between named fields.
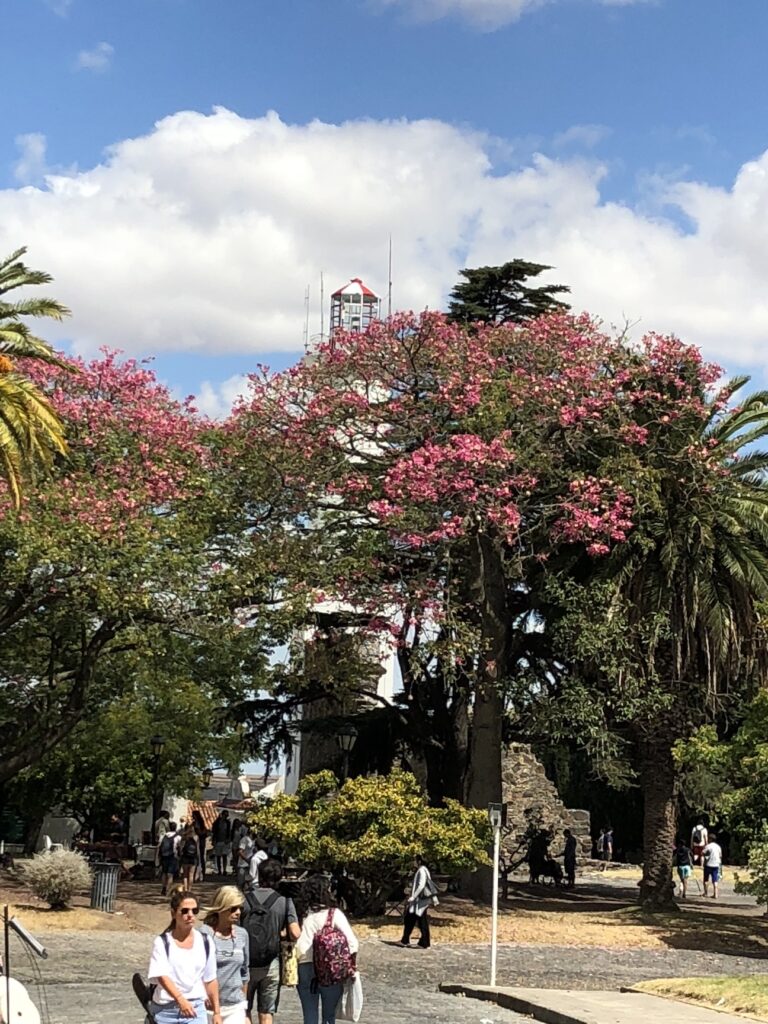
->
xmin=446 ymin=260 xmax=570 ymax=326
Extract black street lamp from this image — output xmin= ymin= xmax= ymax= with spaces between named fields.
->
xmin=336 ymin=724 xmax=358 ymax=783
xmin=201 ymin=767 xmax=213 ymax=790
xmin=150 ymin=734 xmax=166 ymax=842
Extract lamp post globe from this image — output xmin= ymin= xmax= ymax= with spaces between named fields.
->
xmin=336 ymin=724 xmax=358 ymax=782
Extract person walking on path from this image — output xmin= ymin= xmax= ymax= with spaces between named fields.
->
xmin=180 ymin=824 xmax=201 ymax=892
xmin=674 ymin=838 xmax=694 ymax=898
xmin=193 ymin=811 xmax=210 ymax=883
xmin=155 ymin=809 xmax=172 ymax=843
xmin=295 ymin=875 xmax=358 ymax=1024
xmin=148 ymin=890 xmax=222 ymax=1024
xmin=702 ymin=831 xmax=723 ymax=899
xmin=242 ymin=859 xmax=300 ymax=1024
xmin=159 ymin=821 xmax=181 ymax=897
xmin=691 ymin=820 xmax=708 ymax=866
xmin=247 ymin=838 xmax=269 ymax=891
xmin=200 ymin=886 xmax=249 ymax=1024
xmin=399 ymin=855 xmax=435 ymax=949
xmin=562 ymin=829 xmax=577 ymax=888
xmin=602 ymin=827 xmax=614 ymax=862
xmin=212 ymin=811 xmax=232 ymax=877
xmin=236 ymin=828 xmax=255 ymax=890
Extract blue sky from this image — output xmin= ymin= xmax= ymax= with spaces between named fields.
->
xmin=3 ymin=0 xmax=768 ymax=411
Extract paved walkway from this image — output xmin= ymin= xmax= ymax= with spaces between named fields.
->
xmin=11 ymin=932 xmax=532 ymax=1024
xmin=442 ymin=986 xmax=761 ymax=1024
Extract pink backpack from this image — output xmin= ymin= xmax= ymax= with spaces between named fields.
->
xmin=312 ymin=909 xmax=355 ymax=987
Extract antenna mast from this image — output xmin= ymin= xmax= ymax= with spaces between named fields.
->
xmin=387 ymin=236 xmax=393 ymax=319
xmin=303 ymin=285 xmax=310 ymax=351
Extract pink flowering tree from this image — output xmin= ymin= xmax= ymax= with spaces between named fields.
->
xmin=227 ymin=312 xmax=731 ymax=873
xmin=0 ymin=352 xmax=262 ymax=784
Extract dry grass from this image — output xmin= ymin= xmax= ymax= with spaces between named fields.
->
xmin=357 ymin=896 xmax=768 ymax=954
xmin=0 ymin=903 xmax=134 ymax=931
xmin=636 ymin=976 xmax=768 ymax=1020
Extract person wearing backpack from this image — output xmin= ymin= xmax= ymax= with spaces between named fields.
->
xmin=295 ymin=875 xmax=358 ymax=1024
xmin=180 ymin=824 xmax=201 ymax=892
xmin=159 ymin=821 xmax=181 ymax=897
xmin=148 ymin=890 xmax=221 ymax=1024
xmin=691 ymin=820 xmax=708 ymax=866
xmin=242 ymin=859 xmax=299 ymax=1024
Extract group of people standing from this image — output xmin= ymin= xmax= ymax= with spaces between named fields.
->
xmin=147 ymin=862 xmax=359 ymax=1024
xmin=674 ymin=822 xmax=723 ymax=898
xmin=155 ymin=809 xmax=271 ymax=896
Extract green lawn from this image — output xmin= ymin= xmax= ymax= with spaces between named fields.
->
xmin=636 ymin=976 xmax=768 ymax=1020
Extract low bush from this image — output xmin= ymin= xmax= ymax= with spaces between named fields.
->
xmin=23 ymin=849 xmax=92 ymax=909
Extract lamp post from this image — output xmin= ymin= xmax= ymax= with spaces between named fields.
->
xmin=488 ymin=802 xmax=505 ymax=987
xmin=336 ymin=725 xmax=358 ymax=783
xmin=150 ymin=735 xmax=166 ymax=842
xmin=201 ymin=767 xmax=213 ymax=790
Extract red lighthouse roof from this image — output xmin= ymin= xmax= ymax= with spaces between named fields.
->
xmin=331 ymin=277 xmax=379 ymax=299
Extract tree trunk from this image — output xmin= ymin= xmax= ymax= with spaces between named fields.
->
xmin=462 ymin=532 xmax=507 ymax=900
xmin=638 ymin=733 xmax=678 ymax=909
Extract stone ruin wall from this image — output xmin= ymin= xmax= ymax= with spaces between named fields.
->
xmin=501 ymin=742 xmax=592 ymax=860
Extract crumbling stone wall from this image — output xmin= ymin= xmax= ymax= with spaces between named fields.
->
xmin=501 ymin=742 xmax=592 ymax=858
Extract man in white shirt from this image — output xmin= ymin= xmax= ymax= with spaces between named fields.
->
xmin=248 ymin=839 xmax=269 ymax=888
xmin=702 ymin=831 xmax=723 ymax=899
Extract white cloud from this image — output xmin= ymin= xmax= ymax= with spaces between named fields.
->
xmin=44 ymin=0 xmax=73 ymax=16
xmin=14 ymin=134 xmax=49 ymax=185
xmin=553 ymin=124 xmax=611 ymax=150
xmin=2 ymin=107 xmax=768 ymax=373
xmin=194 ymin=375 xmax=249 ymax=419
xmin=75 ymin=41 xmax=114 ymax=73
xmin=375 ymin=0 xmax=650 ymax=29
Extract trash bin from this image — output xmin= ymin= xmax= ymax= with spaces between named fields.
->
xmin=90 ymin=862 xmax=121 ymax=912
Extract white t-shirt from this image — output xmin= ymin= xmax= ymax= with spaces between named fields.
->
xmin=248 ymin=849 xmax=268 ymax=883
xmin=295 ymin=908 xmax=359 ymax=965
xmin=148 ymin=930 xmax=217 ymax=1004
xmin=238 ymin=835 xmax=254 ymax=863
xmin=703 ymin=841 xmax=723 ymax=868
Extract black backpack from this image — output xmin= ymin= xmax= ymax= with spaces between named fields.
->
xmin=182 ymin=837 xmax=198 ymax=860
xmin=160 ymin=833 xmax=176 ymax=858
xmin=244 ymin=890 xmax=282 ymax=967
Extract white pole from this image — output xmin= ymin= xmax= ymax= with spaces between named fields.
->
xmin=490 ymin=824 xmax=500 ymax=987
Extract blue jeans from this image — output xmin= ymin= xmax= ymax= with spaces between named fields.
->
xmin=297 ymin=962 xmax=342 ymax=1024
xmin=150 ymin=999 xmax=207 ymax=1024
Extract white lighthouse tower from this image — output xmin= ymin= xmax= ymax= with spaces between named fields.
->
xmin=329 ymin=278 xmax=381 ymax=339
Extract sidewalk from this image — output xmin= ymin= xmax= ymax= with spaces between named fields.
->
xmin=440 ymin=984 xmax=761 ymax=1024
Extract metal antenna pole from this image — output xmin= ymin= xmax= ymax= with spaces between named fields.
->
xmin=303 ymin=285 xmax=310 ymax=351
xmin=387 ymin=235 xmax=393 ymax=319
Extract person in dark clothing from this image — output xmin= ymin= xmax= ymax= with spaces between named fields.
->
xmin=211 ymin=811 xmax=232 ymax=876
xmin=562 ymin=829 xmax=577 ymax=888
xmin=674 ymin=838 xmax=694 ymax=898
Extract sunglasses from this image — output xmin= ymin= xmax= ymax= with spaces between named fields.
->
xmin=179 ymin=907 xmax=200 ymax=916
xmin=227 ymin=906 xmax=242 ymax=914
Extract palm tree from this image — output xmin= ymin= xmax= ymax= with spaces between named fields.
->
xmin=0 ymin=247 xmax=70 ymax=506
xmin=614 ymin=377 xmax=768 ymax=906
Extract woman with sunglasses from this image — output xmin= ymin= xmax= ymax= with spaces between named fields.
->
xmin=148 ymin=891 xmax=222 ymax=1024
xmin=200 ymin=886 xmax=249 ymax=1024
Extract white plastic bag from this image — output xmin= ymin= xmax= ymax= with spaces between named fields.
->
xmin=337 ymin=972 xmax=364 ymax=1022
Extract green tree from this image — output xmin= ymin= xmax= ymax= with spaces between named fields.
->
xmin=531 ymin=378 xmax=768 ymax=907
xmin=7 ymin=665 xmax=242 ymax=836
xmin=250 ymin=770 xmax=490 ymax=915
xmin=446 ymin=259 xmax=569 ymax=326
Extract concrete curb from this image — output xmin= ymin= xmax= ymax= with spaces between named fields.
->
xmin=439 ymin=984 xmax=586 ymax=1024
